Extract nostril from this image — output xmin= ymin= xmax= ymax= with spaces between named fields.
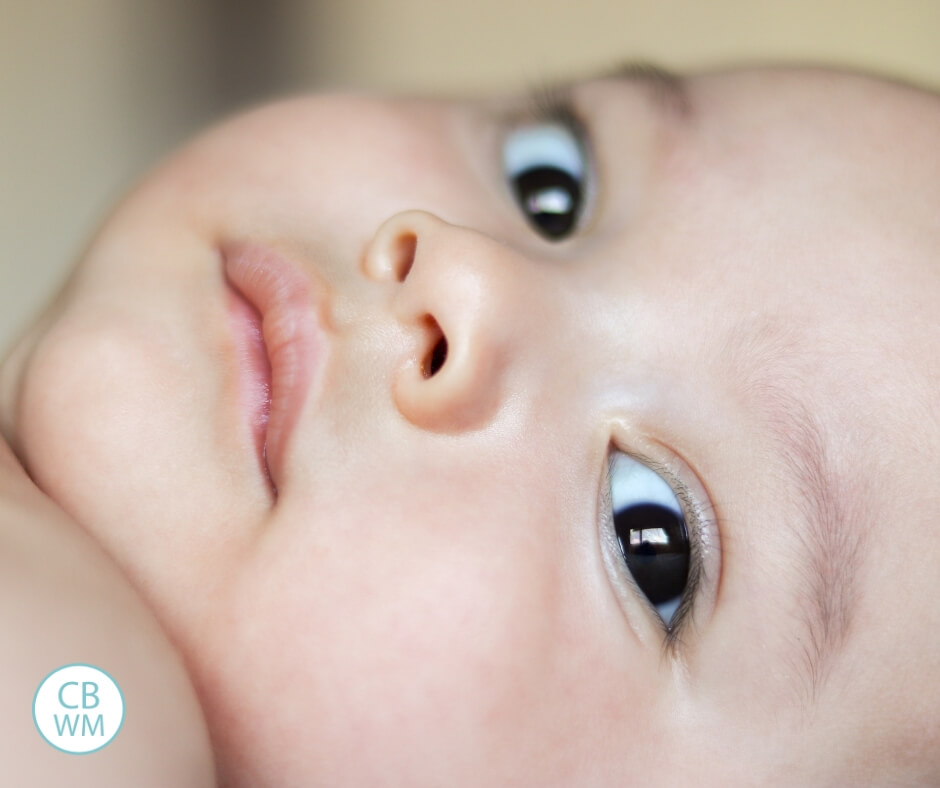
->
xmin=392 ymin=231 xmax=417 ymax=281
xmin=428 ymin=337 xmax=448 ymax=377
xmin=421 ymin=316 xmax=448 ymax=378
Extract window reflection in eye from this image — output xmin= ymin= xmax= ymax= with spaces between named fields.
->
xmin=609 ymin=453 xmax=692 ymax=628
xmin=630 ymin=528 xmax=670 ymax=546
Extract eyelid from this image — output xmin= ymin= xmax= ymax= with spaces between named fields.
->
xmin=524 ymin=81 xmax=591 ymax=152
xmin=524 ymin=83 xmax=594 ymax=188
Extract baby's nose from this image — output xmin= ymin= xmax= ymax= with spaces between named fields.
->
xmin=361 ymin=209 xmax=531 ymax=433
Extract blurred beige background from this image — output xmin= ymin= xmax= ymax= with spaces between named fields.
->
xmin=2 ymin=0 xmax=938 ymax=351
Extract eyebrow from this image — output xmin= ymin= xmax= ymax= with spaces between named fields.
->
xmin=600 ymin=61 xmax=693 ymax=117
xmin=769 ymin=390 xmax=864 ymax=704
xmin=723 ymin=323 xmax=865 ymax=705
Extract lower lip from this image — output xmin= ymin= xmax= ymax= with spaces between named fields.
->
xmin=225 ymin=284 xmax=273 ymax=485
xmin=223 ymin=243 xmax=325 ymax=493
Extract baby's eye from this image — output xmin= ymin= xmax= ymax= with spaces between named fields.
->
xmin=502 ymin=123 xmax=586 ymax=241
xmin=609 ymin=453 xmax=690 ymax=628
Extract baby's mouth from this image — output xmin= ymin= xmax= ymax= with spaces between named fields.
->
xmin=225 ymin=281 xmax=274 ymax=487
xmin=221 ymin=242 xmax=329 ymax=497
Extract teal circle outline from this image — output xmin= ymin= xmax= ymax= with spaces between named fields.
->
xmin=32 ymin=662 xmax=126 ymax=755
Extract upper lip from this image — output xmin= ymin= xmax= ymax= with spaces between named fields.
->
xmin=222 ymin=242 xmax=329 ymax=493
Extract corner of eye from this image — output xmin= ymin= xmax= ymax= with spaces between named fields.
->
xmin=659 ymin=631 xmax=693 ymax=677
xmin=605 ymin=418 xmax=646 ymax=448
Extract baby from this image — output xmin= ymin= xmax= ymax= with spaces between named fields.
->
xmin=0 ymin=63 xmax=937 ymax=786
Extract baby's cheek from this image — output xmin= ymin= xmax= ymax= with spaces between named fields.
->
xmin=13 ymin=298 xmax=263 ymax=628
xmin=16 ymin=313 xmax=165 ymax=521
xmin=186 ymin=496 xmax=646 ymax=787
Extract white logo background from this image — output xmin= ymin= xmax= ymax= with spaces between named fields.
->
xmin=33 ymin=663 xmax=125 ymax=754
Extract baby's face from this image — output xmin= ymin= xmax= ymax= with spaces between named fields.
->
xmin=2 ymin=66 xmax=938 ymax=785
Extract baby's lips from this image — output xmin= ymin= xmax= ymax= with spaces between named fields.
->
xmin=221 ymin=242 xmax=330 ymax=491
xmin=224 ymin=280 xmax=272 ymax=483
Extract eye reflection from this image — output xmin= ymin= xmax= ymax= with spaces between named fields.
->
xmin=629 ymin=527 xmax=670 ymax=546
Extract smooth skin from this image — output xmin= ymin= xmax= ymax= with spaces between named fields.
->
xmin=1 ymin=66 xmax=938 ymax=786
xmin=0 ymin=436 xmax=216 ymax=785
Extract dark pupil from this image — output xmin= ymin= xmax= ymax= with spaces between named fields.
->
xmin=614 ymin=504 xmax=690 ymax=605
xmin=512 ymin=166 xmax=581 ymax=240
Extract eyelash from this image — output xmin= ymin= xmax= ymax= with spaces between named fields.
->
xmin=601 ymin=450 xmax=709 ymax=649
xmin=526 ymin=80 xmax=590 ymax=145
